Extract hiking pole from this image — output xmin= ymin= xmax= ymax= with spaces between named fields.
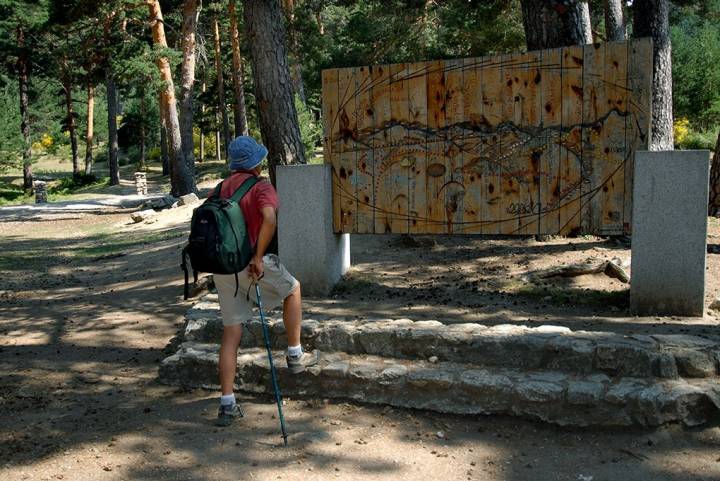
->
xmin=255 ymin=283 xmax=289 ymax=447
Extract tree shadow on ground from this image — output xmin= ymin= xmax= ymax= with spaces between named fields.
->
xmin=2 ymin=216 xmax=720 ymax=480
xmin=315 ymin=235 xmax=719 ymax=339
xmin=2 ymin=349 xmax=719 ymax=481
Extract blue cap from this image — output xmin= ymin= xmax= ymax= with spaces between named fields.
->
xmin=228 ymin=136 xmax=268 ymax=171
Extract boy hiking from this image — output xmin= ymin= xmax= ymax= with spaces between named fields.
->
xmin=211 ymin=136 xmax=318 ymax=427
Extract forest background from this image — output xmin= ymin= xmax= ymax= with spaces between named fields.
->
xmin=0 ymin=0 xmax=718 ymax=204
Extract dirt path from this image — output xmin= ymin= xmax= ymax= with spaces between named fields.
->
xmin=1 ymin=191 xmax=720 ymax=481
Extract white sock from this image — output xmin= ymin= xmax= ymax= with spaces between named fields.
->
xmin=287 ymin=345 xmax=303 ymax=358
xmin=220 ymin=393 xmax=236 ymax=406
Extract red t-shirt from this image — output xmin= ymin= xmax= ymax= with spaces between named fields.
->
xmin=210 ymin=171 xmax=279 ymax=248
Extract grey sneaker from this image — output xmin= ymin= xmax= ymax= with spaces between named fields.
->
xmin=286 ymin=350 xmax=319 ymax=374
xmin=215 ymin=403 xmax=244 ymax=427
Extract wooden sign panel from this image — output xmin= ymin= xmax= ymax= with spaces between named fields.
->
xmin=322 ymin=39 xmax=652 ymax=235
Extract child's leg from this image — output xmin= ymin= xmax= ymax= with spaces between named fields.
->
xmin=282 ymin=283 xmax=302 ymax=347
xmin=219 ymin=324 xmax=242 ymax=395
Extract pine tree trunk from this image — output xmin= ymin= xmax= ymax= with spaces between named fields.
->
xmin=215 ymin=126 xmax=221 ymax=161
xmin=63 ymin=75 xmax=80 ymax=179
xmin=147 ymin=0 xmax=196 ymax=196
xmin=199 ymin=78 xmax=206 ymax=162
xmin=16 ymin=26 xmax=32 ymax=191
xmin=213 ymin=16 xmax=232 ymax=156
xmin=139 ymin=92 xmax=147 ymax=170
xmin=633 ymin=0 xmax=673 ymax=150
xmin=85 ymin=82 xmax=94 ymax=175
xmin=159 ymin=91 xmax=169 ymax=175
xmin=228 ymin=0 xmax=249 ymax=137
xmin=244 ymin=0 xmax=306 ymax=184
xmin=315 ymin=11 xmax=324 ymax=35
xmin=604 ymin=0 xmax=626 ymax=41
xmin=179 ymin=0 xmax=200 ymax=169
xmin=520 ymin=0 xmax=593 ymax=50
xmin=106 ymin=73 xmax=120 ymax=185
xmin=215 ymin=125 xmax=222 ymax=161
xmin=281 ymin=0 xmax=307 ymax=105
xmin=709 ymin=130 xmax=720 ymax=216
xmin=160 ymin=123 xmax=169 ymax=176
xmin=199 ymin=131 xmax=204 ymax=161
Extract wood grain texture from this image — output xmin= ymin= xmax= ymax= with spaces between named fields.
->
xmin=406 ymin=61 xmax=429 ymax=234
xmin=322 ymin=69 xmax=341 ymax=231
xmin=539 ymin=47 xmax=563 ymax=234
xmin=355 ymin=66 xmax=375 ymax=233
xmin=425 ymin=60 xmax=448 ymax=234
xmin=323 ymin=39 xmax=651 ymax=235
xmin=461 ymin=56 xmax=483 ymax=234
xmin=559 ymin=45 xmax=584 ymax=235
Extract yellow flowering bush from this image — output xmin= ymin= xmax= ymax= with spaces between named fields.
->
xmin=673 ymin=118 xmax=690 ymax=145
xmin=40 ymin=133 xmax=53 ymax=149
xmin=31 ymin=133 xmax=55 ymax=152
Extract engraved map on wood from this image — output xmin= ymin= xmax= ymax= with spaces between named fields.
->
xmin=322 ymin=39 xmax=652 ymax=235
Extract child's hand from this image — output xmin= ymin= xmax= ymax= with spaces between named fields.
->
xmin=249 ymin=256 xmax=264 ymax=280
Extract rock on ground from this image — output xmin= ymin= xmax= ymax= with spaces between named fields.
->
xmin=178 ymin=193 xmax=200 ymax=206
xmin=130 ymin=209 xmax=157 ymax=223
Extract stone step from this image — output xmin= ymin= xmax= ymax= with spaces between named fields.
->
xmin=158 ymin=342 xmax=720 ymax=428
xmin=184 ymin=303 xmax=720 ymax=380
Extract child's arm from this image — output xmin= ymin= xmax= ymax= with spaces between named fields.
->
xmin=249 ymin=206 xmax=277 ymax=279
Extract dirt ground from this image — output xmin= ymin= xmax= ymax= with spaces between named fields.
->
xmin=1 ymin=178 xmax=720 ymax=481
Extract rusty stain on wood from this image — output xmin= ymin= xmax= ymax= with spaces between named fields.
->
xmin=323 ymin=39 xmax=652 ymax=235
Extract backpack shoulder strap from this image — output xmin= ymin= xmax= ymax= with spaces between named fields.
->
xmin=229 ymin=176 xmax=260 ymax=203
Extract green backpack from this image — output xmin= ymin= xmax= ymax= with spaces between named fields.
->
xmin=181 ymin=176 xmax=259 ymax=299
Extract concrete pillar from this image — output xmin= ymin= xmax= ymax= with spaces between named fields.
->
xmin=276 ymin=164 xmax=350 ymax=296
xmin=630 ymin=150 xmax=711 ymax=316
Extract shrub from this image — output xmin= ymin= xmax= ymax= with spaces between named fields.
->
xmin=295 ymin=95 xmax=322 ymax=161
xmin=193 ymin=128 xmax=218 ymax=160
xmin=148 ymin=146 xmax=161 ymax=161
xmin=50 ymin=174 xmax=109 ymax=194
xmin=673 ymin=118 xmax=690 ymax=145
xmin=676 ymin=126 xmax=718 ymax=151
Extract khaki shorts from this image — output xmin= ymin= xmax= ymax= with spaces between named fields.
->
xmin=215 ymin=254 xmax=299 ymax=326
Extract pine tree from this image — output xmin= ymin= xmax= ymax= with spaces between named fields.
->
xmin=520 ymin=0 xmax=592 ymax=50
xmin=212 ymin=14 xmax=231 ymax=157
xmin=244 ymin=0 xmax=306 ymax=184
xmin=633 ymin=0 xmax=674 ymax=150
xmin=146 ymin=0 xmax=196 ymax=195
xmin=0 ymin=0 xmax=49 ymax=191
xmin=228 ymin=0 xmax=248 ymax=137
xmin=710 ymin=131 xmax=720 ymax=216
xmin=604 ymin=0 xmax=626 ymax=41
xmin=179 ymin=0 xmax=200 ymax=169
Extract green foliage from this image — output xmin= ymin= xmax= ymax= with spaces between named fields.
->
xmin=148 ymin=146 xmax=161 ymax=162
xmin=193 ymin=128 xmax=218 ymax=161
xmin=295 ymin=95 xmax=322 ymax=161
xmin=119 ymin=89 xmax=160 ymax=147
xmin=0 ymin=73 xmax=22 ymax=170
xmin=294 ymin=0 xmax=525 ymax=113
xmin=671 ymin=1 xmax=720 ymax=130
xmin=0 ymin=0 xmax=718 ymax=185
xmin=0 ymin=179 xmax=26 ymax=204
xmin=677 ymin=128 xmax=718 ymax=150
xmin=49 ymin=173 xmax=107 ymax=194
